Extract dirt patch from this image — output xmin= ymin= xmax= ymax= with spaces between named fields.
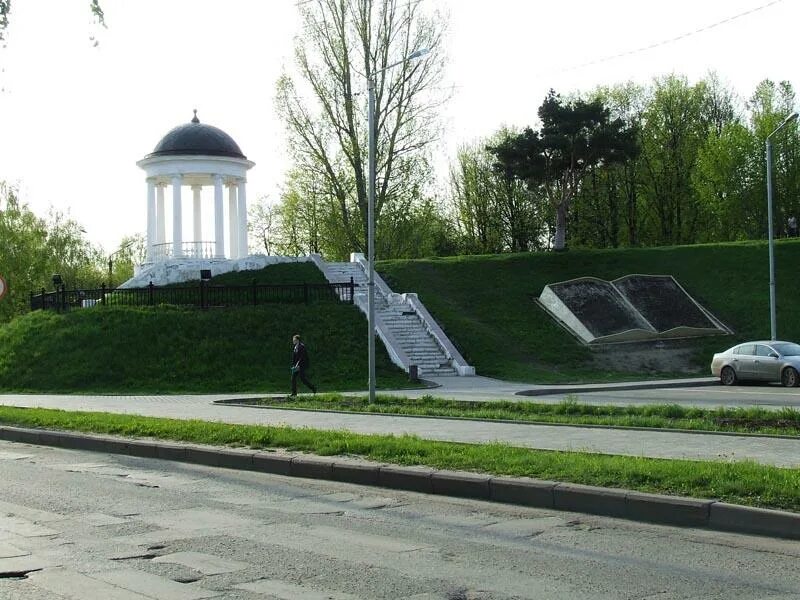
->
xmin=614 ymin=275 xmax=715 ymax=331
xmin=588 ymin=339 xmax=703 ymax=374
xmin=550 ymin=279 xmax=651 ymax=337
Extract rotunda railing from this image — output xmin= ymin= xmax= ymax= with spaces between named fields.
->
xmin=151 ymin=241 xmax=217 ymax=261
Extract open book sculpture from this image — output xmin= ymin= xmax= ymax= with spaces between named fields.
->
xmin=538 ymin=275 xmax=732 ymax=344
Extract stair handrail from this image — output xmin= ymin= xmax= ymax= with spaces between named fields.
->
xmin=402 ymin=293 xmax=475 ymax=376
xmin=350 ymin=253 xmax=475 ymax=376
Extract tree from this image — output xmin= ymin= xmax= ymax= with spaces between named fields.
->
xmin=0 ymin=1 xmax=105 ymax=42
xmin=0 ymin=184 xmax=49 ymax=321
xmin=44 ymin=208 xmax=105 ymax=288
xmin=565 ymin=83 xmax=646 ymax=248
xmin=450 ymin=132 xmax=546 ymax=254
xmin=0 ymin=183 xmax=104 ymax=322
xmin=747 ymin=80 xmax=800 ymax=238
xmin=636 ymin=75 xmax=714 ymax=245
xmin=108 ymin=234 xmax=146 ymax=286
xmin=275 ymin=0 xmax=447 ymax=258
xmin=488 ymin=90 xmax=638 ymax=250
xmin=248 ymin=197 xmax=277 ymax=255
xmin=272 ymin=169 xmax=332 ymax=257
xmin=450 ymin=142 xmax=504 ymax=254
xmin=692 ymin=119 xmax=758 ymax=242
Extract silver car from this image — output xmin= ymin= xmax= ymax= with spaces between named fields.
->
xmin=711 ymin=341 xmax=800 ymax=387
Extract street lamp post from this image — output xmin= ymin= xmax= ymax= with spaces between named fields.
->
xmin=765 ymin=111 xmax=798 ymax=341
xmin=366 ymin=47 xmax=429 ymax=403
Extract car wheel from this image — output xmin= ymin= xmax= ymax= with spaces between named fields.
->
xmin=720 ymin=366 xmax=737 ymax=386
xmin=781 ymin=367 xmax=800 ymax=388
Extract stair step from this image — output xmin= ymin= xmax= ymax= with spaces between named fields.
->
xmin=318 ymin=258 xmax=470 ymax=377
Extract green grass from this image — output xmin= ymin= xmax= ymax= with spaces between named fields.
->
xmin=237 ymin=394 xmax=800 ymax=436
xmin=0 ymin=405 xmax=798 ymax=512
xmin=378 ymin=239 xmax=800 ymax=383
xmin=176 ymin=262 xmax=328 ymax=286
xmin=0 ymin=305 xmax=415 ymax=394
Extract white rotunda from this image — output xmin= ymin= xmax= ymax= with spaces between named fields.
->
xmin=137 ymin=110 xmax=254 ymax=263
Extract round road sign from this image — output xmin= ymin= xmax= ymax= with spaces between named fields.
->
xmin=0 ymin=275 xmax=6 ymax=301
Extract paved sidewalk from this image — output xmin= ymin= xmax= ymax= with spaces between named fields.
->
xmin=393 ymin=374 xmax=719 ymax=400
xmin=1 ymin=384 xmax=798 ymax=468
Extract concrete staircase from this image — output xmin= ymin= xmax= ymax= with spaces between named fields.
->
xmin=318 ymin=259 xmax=468 ymax=377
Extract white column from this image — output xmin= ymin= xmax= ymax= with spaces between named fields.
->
xmin=146 ymin=179 xmax=156 ymax=262
xmin=172 ymin=175 xmax=183 ymax=258
xmin=156 ymin=184 xmax=166 ymax=244
xmin=214 ymin=175 xmax=224 ymax=258
xmin=227 ymin=184 xmax=238 ymax=259
xmin=237 ymin=179 xmax=248 ymax=258
xmin=192 ymin=185 xmax=202 ymax=258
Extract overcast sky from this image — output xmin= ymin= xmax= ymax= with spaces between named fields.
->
xmin=0 ymin=0 xmax=797 ymax=251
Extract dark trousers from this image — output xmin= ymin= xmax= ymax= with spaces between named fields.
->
xmin=291 ymin=368 xmax=315 ymax=395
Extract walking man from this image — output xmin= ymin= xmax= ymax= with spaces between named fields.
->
xmin=788 ymin=215 xmax=798 ymax=238
xmin=290 ymin=334 xmax=316 ymax=396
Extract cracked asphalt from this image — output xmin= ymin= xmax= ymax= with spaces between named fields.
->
xmin=2 ymin=440 xmax=800 ymax=599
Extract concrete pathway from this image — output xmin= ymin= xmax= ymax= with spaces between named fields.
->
xmin=393 ymin=374 xmax=719 ymax=400
xmin=0 ymin=377 xmax=798 ymax=468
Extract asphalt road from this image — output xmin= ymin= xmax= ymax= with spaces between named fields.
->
xmin=538 ymin=383 xmax=800 ymax=409
xmin=1 ymin=441 xmax=800 ymax=600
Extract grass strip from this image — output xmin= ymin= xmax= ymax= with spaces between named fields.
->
xmin=1 ymin=405 xmax=798 ymax=512
xmin=236 ymin=394 xmax=800 ymax=437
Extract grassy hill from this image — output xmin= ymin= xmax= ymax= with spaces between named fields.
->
xmin=378 ymin=239 xmax=800 ymax=383
xmin=6 ymin=242 xmax=798 ymax=391
xmin=0 ymin=262 xmax=410 ymax=393
xmin=178 ymin=262 xmax=327 ymax=286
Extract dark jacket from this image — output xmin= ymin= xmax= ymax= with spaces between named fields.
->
xmin=292 ymin=342 xmax=310 ymax=370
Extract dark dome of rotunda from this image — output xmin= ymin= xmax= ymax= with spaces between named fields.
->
xmin=148 ymin=110 xmax=246 ymax=159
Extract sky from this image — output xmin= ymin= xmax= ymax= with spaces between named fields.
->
xmin=0 ymin=0 xmax=797 ymax=252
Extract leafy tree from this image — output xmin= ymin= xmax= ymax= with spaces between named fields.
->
xmin=272 ymin=169 xmax=331 ymax=258
xmin=0 ymin=1 xmax=105 ymax=42
xmin=450 ymin=133 xmax=545 ymax=254
xmin=0 ymin=184 xmax=104 ymax=322
xmin=376 ymin=187 xmax=457 ymax=258
xmin=108 ymin=234 xmax=146 ymax=286
xmin=0 ymin=184 xmax=49 ymax=321
xmin=248 ymin=197 xmax=277 ymax=256
xmin=450 ymin=142 xmax=504 ymax=254
xmin=747 ymin=80 xmax=800 ymax=237
xmin=691 ymin=79 xmax=799 ymax=243
xmin=275 ymin=0 xmax=446 ymax=258
xmin=488 ymin=90 xmax=638 ymax=250
xmin=692 ymin=121 xmax=758 ymax=241
xmin=44 ymin=209 xmax=105 ymax=288
xmin=637 ymin=75 xmax=717 ymax=244
xmin=569 ymin=83 xmax=647 ymax=248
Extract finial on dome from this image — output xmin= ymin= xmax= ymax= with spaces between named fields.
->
xmin=191 ymin=109 xmax=199 ymax=124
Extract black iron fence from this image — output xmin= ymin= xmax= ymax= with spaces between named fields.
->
xmin=30 ymin=279 xmax=356 ymax=312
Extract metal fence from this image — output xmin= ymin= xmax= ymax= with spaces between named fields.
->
xmin=30 ymin=279 xmax=357 ymax=312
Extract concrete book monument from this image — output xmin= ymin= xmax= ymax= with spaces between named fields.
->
xmin=538 ymin=274 xmax=732 ymax=344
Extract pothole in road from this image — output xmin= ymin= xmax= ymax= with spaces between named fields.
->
xmin=172 ymin=576 xmax=201 ymax=583
xmin=0 ymin=568 xmax=43 ymax=580
xmin=110 ymin=553 xmax=157 ymax=561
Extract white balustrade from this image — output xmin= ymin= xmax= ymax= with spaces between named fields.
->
xmin=151 ymin=241 xmax=216 ymax=262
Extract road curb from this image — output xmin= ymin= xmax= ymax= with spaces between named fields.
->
xmin=1 ymin=424 xmax=797 ymax=541
xmin=516 ymin=378 xmax=719 ymax=396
